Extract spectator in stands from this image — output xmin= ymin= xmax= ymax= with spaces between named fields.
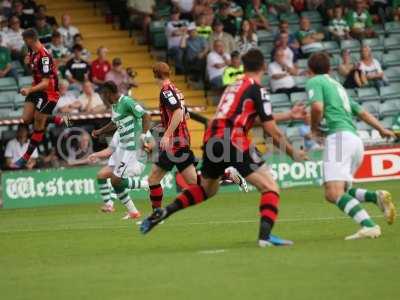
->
xmin=195 ymin=13 xmax=212 ymax=39
xmin=346 ymin=0 xmax=376 ymax=39
xmin=328 ymin=5 xmax=350 ymax=41
xmin=20 ymin=0 xmax=37 ymax=14
xmin=91 ymin=46 xmax=111 ymax=87
xmin=339 ymin=49 xmax=367 ymax=88
xmin=268 ymin=0 xmax=292 ymax=15
xmin=166 ymin=7 xmax=189 ymax=74
xmin=55 ymin=79 xmax=81 ymax=114
xmin=180 ymin=23 xmax=209 ymax=81
xmin=215 ymin=2 xmax=239 ymax=37
xmin=209 ymin=19 xmax=236 ymax=55
xmin=392 ymin=113 xmax=400 ymax=136
xmin=1 ymin=0 xmax=13 ymax=18
xmin=275 ymin=20 xmax=300 ymax=58
xmin=65 ymin=44 xmax=90 ymax=90
xmin=47 ymin=31 xmax=70 ymax=74
xmin=222 ymin=51 xmax=244 ymax=86
xmin=5 ymin=124 xmax=37 ymax=170
xmin=272 ymin=32 xmax=296 ymax=65
xmin=64 ymin=130 xmax=93 ymax=165
xmin=58 ymin=14 xmax=80 ymax=49
xmin=369 ymin=0 xmax=390 ymax=24
xmin=0 ymin=34 xmax=15 ymax=79
xmin=268 ymin=47 xmax=302 ymax=94
xmin=245 ymin=0 xmax=270 ymax=30
xmin=13 ymin=0 xmax=34 ymax=29
xmin=193 ymin=0 xmax=215 ymax=25
xmin=4 ymin=16 xmax=25 ymax=61
xmin=292 ymin=0 xmax=306 ymax=14
xmin=105 ymin=57 xmax=136 ymax=95
xmin=393 ymin=0 xmax=400 ymax=21
xmin=295 ymin=16 xmax=324 ymax=56
xmin=35 ymin=15 xmax=53 ymax=46
xmin=79 ymin=81 xmax=107 ymax=113
xmin=207 ymin=39 xmax=231 ymax=90
xmin=299 ymin=113 xmax=322 ymax=151
xmin=126 ymin=0 xmax=155 ymax=44
xmin=359 ymin=45 xmax=388 ymax=88
xmin=172 ymin=0 xmax=195 ymax=20
xmin=73 ymin=33 xmax=90 ymax=61
xmin=235 ymin=19 xmax=258 ymax=56
xmin=36 ymin=4 xmax=58 ymax=28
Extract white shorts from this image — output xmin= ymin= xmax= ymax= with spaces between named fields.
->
xmin=323 ymin=131 xmax=364 ymax=184
xmin=108 ymin=148 xmax=146 ymax=178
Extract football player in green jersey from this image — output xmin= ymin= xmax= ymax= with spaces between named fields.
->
xmin=307 ymin=52 xmax=396 ymax=240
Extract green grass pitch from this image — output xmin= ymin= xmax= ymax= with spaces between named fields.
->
xmin=1 ymin=181 xmax=399 ymax=300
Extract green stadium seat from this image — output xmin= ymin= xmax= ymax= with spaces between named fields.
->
xmin=361 ymin=101 xmax=380 ymax=116
xmin=379 ymin=100 xmax=400 ymax=117
xmin=346 ymin=88 xmax=358 ymax=99
xmin=301 ymin=11 xmax=322 ymax=23
xmin=269 ymin=93 xmax=290 ymax=107
xmin=268 ymin=14 xmax=279 ymax=26
xmin=289 ymin=24 xmax=300 ymax=32
xmin=11 ymin=61 xmax=24 ymax=75
xmin=381 ymin=116 xmax=395 ymax=128
xmin=322 ymin=41 xmax=340 ymax=54
xmin=0 ymin=77 xmax=18 ymax=92
xmin=372 ymin=51 xmax=383 ymax=62
xmin=351 ymin=52 xmax=360 ymax=62
xmin=384 ymin=67 xmax=400 ymax=82
xmin=372 ymin=24 xmax=385 ymax=35
xmin=362 ymin=38 xmax=384 ymax=51
xmin=273 ymin=105 xmax=291 ymax=114
xmin=384 ymin=36 xmax=400 ymax=51
xmin=14 ymin=94 xmax=25 ymax=108
xmin=297 ymin=59 xmax=308 ymax=70
xmin=294 ymin=76 xmax=307 ymax=88
xmin=356 ymin=87 xmax=380 ymax=102
xmin=340 ymin=39 xmax=360 ymax=51
xmin=357 ymin=121 xmax=372 ymax=130
xmin=18 ymin=75 xmax=32 ymax=88
xmin=290 ymin=91 xmax=307 ymax=104
xmin=384 ymin=22 xmax=400 ymax=34
xmin=8 ymin=108 xmax=23 ymax=118
xmin=382 ymin=51 xmax=400 ymax=68
xmin=257 ymin=30 xmax=274 ymax=43
xmin=149 ymin=21 xmax=167 ymax=49
xmin=0 ymin=91 xmax=17 ymax=108
xmin=280 ymin=12 xmax=299 ymax=24
xmin=379 ymin=84 xmax=400 ymax=100
xmin=286 ymin=126 xmax=300 ymax=138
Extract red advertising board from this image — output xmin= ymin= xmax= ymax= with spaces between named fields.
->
xmin=355 ymin=147 xmax=400 ymax=182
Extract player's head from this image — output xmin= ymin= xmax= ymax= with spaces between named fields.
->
xmin=231 ymin=51 xmax=241 ymax=68
xmin=16 ymin=124 xmax=29 ymax=142
xmin=153 ymin=62 xmax=171 ymax=80
xmin=22 ymin=28 xmax=39 ymax=48
xmin=101 ymin=81 xmax=120 ymax=104
xmin=242 ymin=48 xmax=266 ymax=74
xmin=308 ymin=52 xmax=330 ymax=75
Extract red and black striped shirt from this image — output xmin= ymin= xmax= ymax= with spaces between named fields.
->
xmin=204 ymin=76 xmax=273 ymax=152
xmin=159 ymin=81 xmax=190 ymax=153
xmin=29 ymin=45 xmax=59 ymax=102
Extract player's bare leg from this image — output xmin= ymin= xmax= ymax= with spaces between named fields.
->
xmin=21 ymin=102 xmax=35 ymax=125
xmin=245 ymin=165 xmax=293 ymax=247
xmin=96 ymin=166 xmax=115 ymax=213
xmin=148 ymin=164 xmax=168 ymax=210
xmin=324 ymin=181 xmax=381 ymax=240
xmin=180 ymin=164 xmax=198 ymax=185
xmin=111 ymin=174 xmax=141 ymax=220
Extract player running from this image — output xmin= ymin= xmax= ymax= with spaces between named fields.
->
xmin=147 ymin=62 xmax=248 ymax=211
xmin=141 ymin=50 xmax=307 ymax=247
xmin=86 ymin=131 xmax=149 ymax=217
xmin=306 ymin=52 xmax=396 ymax=240
xmin=92 ymin=81 xmax=152 ymax=220
xmin=12 ymin=29 xmax=69 ymax=169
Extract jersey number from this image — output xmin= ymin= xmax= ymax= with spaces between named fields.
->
xmin=327 ymin=76 xmax=351 ymax=113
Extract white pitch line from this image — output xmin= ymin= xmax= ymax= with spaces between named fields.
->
xmin=0 ymin=215 xmax=385 ymax=234
xmin=197 ymin=249 xmax=227 ymax=255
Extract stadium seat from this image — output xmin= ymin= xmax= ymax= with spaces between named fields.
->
xmin=357 ymin=121 xmax=372 ymax=130
xmin=301 ymin=11 xmax=322 ymax=23
xmin=346 ymin=88 xmax=358 ymax=100
xmin=361 ymin=101 xmax=380 ymax=116
xmin=384 ymin=22 xmax=400 ymax=34
xmin=372 ymin=24 xmax=385 ymax=35
xmin=351 ymin=52 xmax=361 ymax=62
xmin=18 ymin=76 xmax=32 ymax=88
xmin=322 ymin=41 xmax=340 ymax=54
xmin=286 ymin=126 xmax=300 ymax=138
xmin=297 ymin=59 xmax=308 ymax=70
xmin=269 ymin=93 xmax=290 ymax=107
xmin=261 ymin=75 xmax=270 ymax=87
xmin=11 ymin=61 xmax=24 ymax=75
xmin=280 ymin=12 xmax=299 ymax=24
xmin=1 ymin=129 xmax=16 ymax=144
xmin=273 ymin=105 xmax=291 ymax=114
xmin=379 ymin=100 xmax=400 ymax=117
xmin=0 ymin=77 xmax=18 ymax=92
xmin=358 ymin=130 xmax=371 ymax=144
xmin=381 ymin=116 xmax=395 ymax=128
xmin=371 ymin=129 xmax=385 ymax=144
xmin=294 ymin=76 xmax=307 ymax=88
xmin=268 ymin=14 xmax=280 ymax=26
xmin=372 ymin=50 xmax=383 ymax=62
xmin=356 ymin=87 xmax=380 ymax=102
xmin=382 ymin=51 xmax=400 ymax=68
xmin=290 ymin=91 xmax=307 ymax=104
xmin=289 ymin=24 xmax=300 ymax=32
xmin=340 ymin=39 xmax=361 ymax=52
xmin=0 ymin=108 xmax=10 ymax=117
xmin=379 ymin=84 xmax=400 ymax=100
xmin=362 ymin=38 xmax=384 ymax=51
xmin=0 ymin=91 xmax=17 ymax=108
xmin=257 ymin=30 xmax=275 ymax=43
xmin=384 ymin=67 xmax=400 ymax=83
xmin=149 ymin=21 xmax=167 ymax=49
xmin=14 ymin=94 xmax=25 ymax=109
xmin=8 ymin=108 xmax=23 ymax=118
xmin=384 ymin=36 xmax=400 ymax=51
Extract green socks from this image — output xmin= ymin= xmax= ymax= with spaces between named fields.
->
xmin=337 ymin=194 xmax=376 ymax=228
xmin=348 ymin=188 xmax=378 ymax=204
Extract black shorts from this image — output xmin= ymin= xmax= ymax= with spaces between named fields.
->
xmin=155 ymin=148 xmax=197 ymax=172
xmin=201 ymin=139 xmax=264 ymax=179
xmin=25 ymin=91 xmax=56 ymax=115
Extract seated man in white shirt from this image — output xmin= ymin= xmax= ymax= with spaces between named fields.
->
xmin=79 ymin=80 xmax=107 ymax=113
xmin=207 ymin=39 xmax=231 ymax=90
xmin=268 ymin=47 xmax=303 ymax=95
xmin=5 ymin=124 xmax=38 ymax=170
xmin=4 ymin=16 xmax=25 ymax=60
xmin=54 ymin=79 xmax=81 ymax=114
xmin=57 ymin=14 xmax=80 ymax=49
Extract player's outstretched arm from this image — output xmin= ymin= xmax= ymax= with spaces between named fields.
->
xmin=274 ymin=103 xmax=306 ymax=123
xmin=263 ymin=120 xmax=308 ymax=162
xmin=86 ymin=147 xmax=114 ymax=164
xmin=357 ymin=110 xmax=396 ymax=139
xmin=92 ymin=122 xmax=117 ymax=139
xmin=20 ymin=78 xmax=50 ymax=96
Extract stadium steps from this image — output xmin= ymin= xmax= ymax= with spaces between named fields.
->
xmin=38 ymin=0 xmax=208 ymax=156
